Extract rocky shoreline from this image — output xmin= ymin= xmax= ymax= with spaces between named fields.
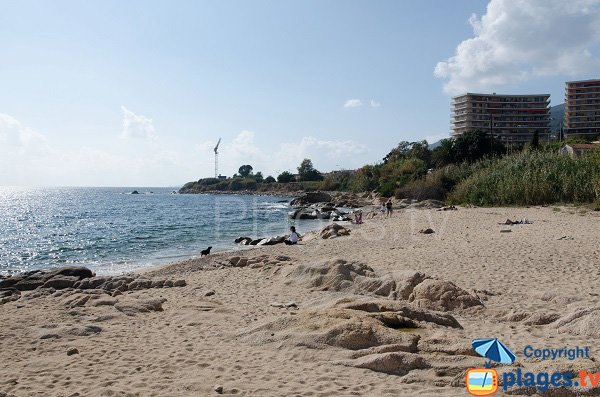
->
xmin=0 ymin=266 xmax=187 ymax=312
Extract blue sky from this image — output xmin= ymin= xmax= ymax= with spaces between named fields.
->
xmin=1 ymin=0 xmax=600 ymax=186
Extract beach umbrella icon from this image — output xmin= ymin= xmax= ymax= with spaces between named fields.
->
xmin=472 ymin=338 xmax=516 ymax=364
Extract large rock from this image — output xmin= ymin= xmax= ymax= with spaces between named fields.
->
xmin=408 ymin=280 xmax=483 ymax=312
xmin=283 ymin=259 xmax=430 ymax=302
xmin=0 ymin=288 xmax=21 ymax=305
xmin=46 ymin=266 xmax=95 ymax=280
xmin=0 ymin=266 xmax=94 ymax=291
xmin=257 ymin=236 xmax=286 ymax=246
xmin=74 ymin=276 xmax=112 ymax=290
xmin=240 ymin=295 xmax=460 ymax=377
xmin=234 ymin=236 xmax=252 ymax=245
xmin=319 ymin=223 xmax=351 ymax=239
xmin=240 ymin=308 xmax=421 ymax=351
xmin=43 ymin=276 xmax=80 ymax=290
xmin=284 ymin=259 xmax=377 ymax=292
xmin=290 ymin=192 xmax=332 ymax=206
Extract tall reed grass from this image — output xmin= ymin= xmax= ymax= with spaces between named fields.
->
xmin=449 ymin=151 xmax=600 ymax=206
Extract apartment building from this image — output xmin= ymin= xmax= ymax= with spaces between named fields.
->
xmin=564 ymin=79 xmax=600 ymax=139
xmin=452 ymin=93 xmax=551 ymax=145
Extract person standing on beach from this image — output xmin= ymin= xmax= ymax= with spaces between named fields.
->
xmin=385 ymin=200 xmax=393 ymax=218
xmin=284 ymin=226 xmax=299 ymax=245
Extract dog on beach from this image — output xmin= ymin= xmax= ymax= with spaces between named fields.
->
xmin=201 ymin=246 xmax=212 ymax=257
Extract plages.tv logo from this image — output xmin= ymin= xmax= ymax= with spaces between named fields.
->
xmin=466 ymin=338 xmax=516 ymax=396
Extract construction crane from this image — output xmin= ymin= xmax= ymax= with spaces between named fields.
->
xmin=214 ymin=138 xmax=221 ymax=178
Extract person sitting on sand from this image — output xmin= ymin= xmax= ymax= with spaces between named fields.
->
xmin=284 ymin=226 xmax=299 ymax=245
xmin=353 ymin=210 xmax=363 ymax=225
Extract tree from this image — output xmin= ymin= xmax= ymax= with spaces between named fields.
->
xmin=431 ymin=138 xmax=455 ymax=167
xmin=277 ymin=171 xmax=294 ymax=183
xmin=297 ymin=158 xmax=323 ymax=181
xmin=383 ymin=140 xmax=431 ymax=166
xmin=238 ymin=164 xmax=253 ymax=177
xmin=264 ymin=175 xmax=276 ymax=183
xmin=530 ymin=131 xmax=540 ymax=151
xmin=451 ymin=130 xmax=505 ymax=163
xmin=254 ymin=171 xmax=264 ymax=183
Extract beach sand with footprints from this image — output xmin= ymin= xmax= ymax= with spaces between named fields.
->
xmin=1 ymin=205 xmax=599 ymax=396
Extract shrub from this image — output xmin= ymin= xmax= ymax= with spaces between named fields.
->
xmin=448 ymin=151 xmax=600 ymax=206
xmin=395 ymin=179 xmax=446 ymax=201
xmin=277 ymin=171 xmax=295 ymax=183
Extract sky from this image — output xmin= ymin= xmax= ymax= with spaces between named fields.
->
xmin=1 ymin=0 xmax=600 ymax=186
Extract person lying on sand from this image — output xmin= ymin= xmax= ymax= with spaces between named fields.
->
xmin=499 ymin=218 xmax=533 ymax=225
xmin=284 ymin=226 xmax=299 ymax=245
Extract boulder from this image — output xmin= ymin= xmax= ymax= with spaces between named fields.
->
xmin=173 ymin=279 xmax=186 ymax=287
xmin=234 ymin=236 xmax=252 ymax=245
xmin=257 ymin=236 xmax=286 ymax=246
xmin=0 ymin=288 xmax=21 ymax=305
xmin=127 ymin=279 xmax=153 ymax=290
xmin=290 ymin=192 xmax=332 ymax=206
xmin=408 ymin=280 xmax=483 ymax=312
xmin=74 ymin=276 xmax=111 ymax=290
xmin=43 ymin=276 xmax=80 ymax=290
xmin=319 ymin=223 xmax=351 ymax=239
xmin=13 ymin=278 xmax=46 ymax=291
xmin=47 ymin=266 xmax=94 ymax=280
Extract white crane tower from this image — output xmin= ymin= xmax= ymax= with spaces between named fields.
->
xmin=214 ymin=138 xmax=221 ymax=178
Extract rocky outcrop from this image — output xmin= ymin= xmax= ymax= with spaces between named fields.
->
xmin=290 ymin=192 xmax=332 ymax=206
xmin=319 ymin=223 xmax=351 ymax=239
xmin=223 ymin=254 xmax=293 ymax=271
xmin=282 ymin=258 xmax=480 ymax=313
xmin=408 ymin=280 xmax=483 ymax=312
xmin=240 ymin=295 xmax=461 ymax=376
xmin=0 ymin=267 xmax=94 ymax=291
xmin=0 ymin=266 xmax=186 ymax=305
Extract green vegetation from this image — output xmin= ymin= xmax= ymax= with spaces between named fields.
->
xmin=297 ymin=158 xmax=324 ymax=181
xmin=448 ymin=151 xmax=599 ymax=205
xmin=181 ymin=131 xmax=600 ymax=206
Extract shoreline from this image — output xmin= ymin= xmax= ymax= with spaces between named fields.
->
xmin=2 ymin=206 xmax=599 ymax=396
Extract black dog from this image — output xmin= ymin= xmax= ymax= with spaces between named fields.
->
xmin=200 ymin=246 xmax=212 ymax=257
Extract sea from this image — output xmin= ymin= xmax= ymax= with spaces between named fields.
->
xmin=0 ymin=187 xmax=327 ymax=275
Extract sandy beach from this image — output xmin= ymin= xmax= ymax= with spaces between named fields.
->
xmin=1 ymin=205 xmax=600 ymax=397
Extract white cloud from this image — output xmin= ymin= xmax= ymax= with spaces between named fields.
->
xmin=196 ymin=131 xmax=370 ymax=177
xmin=370 ymin=100 xmax=381 ymax=108
xmin=120 ymin=106 xmax=157 ymax=140
xmin=0 ymin=112 xmax=193 ymax=186
xmin=0 ymin=113 xmax=47 ymax=148
xmin=434 ymin=0 xmax=600 ymax=95
xmin=278 ymin=137 xmax=368 ymax=163
xmin=343 ymin=99 xmax=363 ymax=108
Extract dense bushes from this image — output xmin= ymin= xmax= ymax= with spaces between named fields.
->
xmin=181 ymin=134 xmax=600 ymax=206
xmin=448 ymin=152 xmax=600 ymax=205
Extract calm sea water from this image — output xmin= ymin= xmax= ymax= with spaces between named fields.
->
xmin=0 ymin=187 xmax=325 ymax=275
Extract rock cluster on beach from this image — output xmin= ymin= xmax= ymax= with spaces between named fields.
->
xmin=239 ymin=257 xmax=482 ymax=377
xmin=288 ymin=191 xmax=371 ymax=221
xmin=234 ymin=223 xmax=352 ymax=247
xmin=0 ymin=266 xmax=186 ymax=306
